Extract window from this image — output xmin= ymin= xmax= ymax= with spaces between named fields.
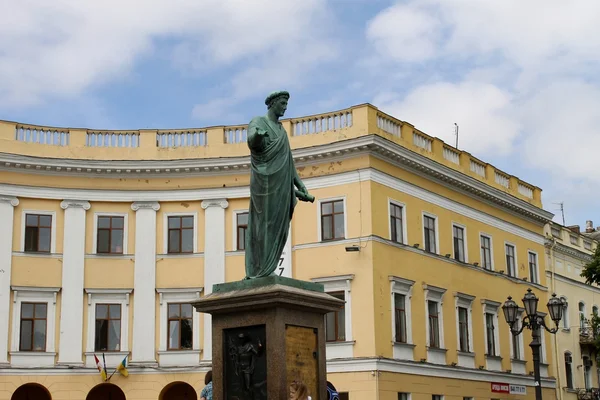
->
xmin=423 ymin=215 xmax=437 ymax=253
xmin=167 ymin=303 xmax=193 ymax=350
xmin=528 ymin=252 xmax=538 ymax=284
xmin=325 ymin=292 xmax=346 ymax=342
xmin=593 ymin=306 xmax=598 ymax=317
xmin=579 ymin=302 xmax=586 ymax=329
xmin=398 ymin=394 xmax=409 ymax=400
xmin=320 ymin=200 xmax=345 ymax=241
xmin=24 ymin=214 xmax=52 ymax=252
xmin=561 ymin=297 xmax=569 ymax=329
xmin=480 ymin=235 xmax=492 ymax=270
xmin=236 ymin=212 xmax=248 ymax=250
xmin=167 ymin=216 xmax=194 ymax=254
xmin=486 ymin=313 xmax=496 ymax=356
xmin=452 ymin=225 xmax=465 ymax=262
xmin=390 ymin=202 xmax=404 ymax=244
xmin=94 ymin=304 xmax=121 ymax=351
xmin=19 ymin=303 xmax=47 ymax=351
xmin=551 ymin=226 xmax=561 ymax=238
xmin=394 ymin=294 xmax=407 ymax=343
xmin=432 ymin=396 xmax=443 ymax=400
xmin=458 ymin=307 xmax=469 ymax=352
xmin=584 ymin=240 xmax=592 ymax=250
xmin=96 ymin=216 xmax=124 ymax=254
xmin=570 ymin=235 xmax=579 ymax=246
xmin=505 ymin=244 xmax=516 ymax=277
xmin=512 ymin=329 xmax=521 ymax=360
xmin=584 ymin=356 xmax=592 ymax=389
xmin=428 ymin=301 xmax=440 ymax=348
xmin=565 ymin=352 xmax=573 ymax=389
xmin=339 ymin=393 xmax=349 ymax=400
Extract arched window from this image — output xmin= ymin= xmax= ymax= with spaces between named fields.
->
xmin=11 ymin=383 xmax=52 ymax=400
xmin=579 ymin=302 xmax=586 ymax=329
xmin=593 ymin=306 xmax=598 ymax=317
xmin=86 ymin=383 xmax=126 ymax=400
xmin=159 ymin=381 xmax=198 ymax=400
xmin=564 ymin=352 xmax=573 ymax=389
xmin=561 ymin=297 xmax=569 ymax=329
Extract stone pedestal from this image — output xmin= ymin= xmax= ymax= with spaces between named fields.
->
xmin=193 ymin=276 xmax=343 ymax=400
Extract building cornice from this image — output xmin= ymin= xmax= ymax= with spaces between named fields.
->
xmin=547 ymin=272 xmax=600 ymax=294
xmin=0 ymin=135 xmax=552 ymax=223
xmin=545 ymin=238 xmax=593 ymax=261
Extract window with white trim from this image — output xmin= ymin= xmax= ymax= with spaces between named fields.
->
xmin=570 ymin=235 xmax=579 ymax=246
xmin=93 ymin=213 xmax=129 ymax=254
xmin=424 ymin=285 xmax=446 ymax=349
xmin=505 ymin=243 xmax=516 ymax=277
xmin=162 ymin=212 xmax=198 ymax=254
xmin=528 ymin=251 xmax=538 ymax=284
xmin=579 ymin=301 xmax=586 ymax=329
xmin=423 ymin=214 xmax=437 ymax=253
xmin=389 ymin=201 xmax=406 ymax=244
xmin=452 ymin=224 xmax=466 ymax=262
xmin=482 ymin=300 xmax=501 ymax=357
xmin=455 ymin=293 xmax=474 ymax=353
xmin=480 ymin=234 xmax=493 ymax=270
xmin=584 ymin=240 xmax=592 ymax=251
xmin=511 ymin=312 xmax=524 ymax=360
xmin=19 ymin=303 xmax=47 ymax=351
xmin=390 ymin=276 xmax=414 ymax=345
xmin=565 ymin=352 xmax=573 ymax=389
xmin=94 ymin=304 xmax=121 ymax=351
xmin=326 ymin=291 xmax=346 ymax=342
xmin=398 ymin=393 xmax=410 ymax=400
xmin=20 ymin=211 xmax=57 ymax=254
xmin=318 ymin=198 xmax=346 ymax=242
xmin=235 ymin=211 xmax=248 ymax=250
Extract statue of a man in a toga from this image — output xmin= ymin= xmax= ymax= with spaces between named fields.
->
xmin=245 ymin=91 xmax=314 ymax=279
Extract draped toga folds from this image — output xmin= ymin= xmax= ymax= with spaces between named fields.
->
xmin=245 ymin=116 xmax=297 ymax=278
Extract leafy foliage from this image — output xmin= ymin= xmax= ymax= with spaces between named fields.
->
xmin=581 ymin=245 xmax=600 ymax=285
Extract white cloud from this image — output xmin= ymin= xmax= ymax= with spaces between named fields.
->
xmin=0 ymin=0 xmax=330 ymax=107
xmin=375 ymin=81 xmax=520 ymax=156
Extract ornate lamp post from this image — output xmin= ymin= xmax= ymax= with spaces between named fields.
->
xmin=502 ymin=289 xmax=563 ymax=400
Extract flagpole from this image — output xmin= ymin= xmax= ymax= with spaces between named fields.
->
xmin=102 ymin=353 xmax=108 ymax=381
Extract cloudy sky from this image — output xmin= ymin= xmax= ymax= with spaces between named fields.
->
xmin=1 ymin=0 xmax=598 ymax=227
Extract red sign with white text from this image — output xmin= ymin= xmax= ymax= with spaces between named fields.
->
xmin=491 ymin=382 xmax=510 ymax=393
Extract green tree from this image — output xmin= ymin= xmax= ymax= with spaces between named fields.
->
xmin=581 ymin=244 xmax=600 ymax=285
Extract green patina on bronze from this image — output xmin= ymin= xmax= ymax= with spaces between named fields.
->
xmin=213 ymin=275 xmax=324 ymax=293
xmin=245 ymin=91 xmax=314 ymax=279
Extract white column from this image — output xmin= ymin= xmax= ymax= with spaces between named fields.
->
xmin=279 ymin=225 xmax=293 ymax=278
xmin=58 ymin=199 xmax=90 ymax=365
xmin=130 ymin=201 xmax=160 ymax=365
xmin=0 ymin=196 xmax=18 ymax=365
xmin=201 ymin=199 xmax=228 ymax=360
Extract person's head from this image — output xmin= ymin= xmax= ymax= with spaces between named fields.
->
xmin=289 ymin=380 xmax=309 ymax=400
xmin=265 ymin=91 xmax=289 ymax=118
xmin=205 ymin=370 xmax=212 ymax=385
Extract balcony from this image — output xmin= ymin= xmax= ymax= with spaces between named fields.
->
xmin=579 ymin=322 xmax=599 ymax=346
xmin=577 ymin=388 xmax=599 ymax=400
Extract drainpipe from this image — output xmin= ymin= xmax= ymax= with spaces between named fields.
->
xmin=549 ymin=237 xmax=563 ymax=400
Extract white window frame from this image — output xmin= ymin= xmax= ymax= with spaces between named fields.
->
xmin=510 ymin=310 xmax=525 ymax=360
xmin=19 ymin=210 xmax=57 ymax=253
xmin=84 ymin=289 xmax=132 ymax=368
xmin=482 ymin=300 xmax=501 ymax=357
xmin=454 ymin=293 xmax=474 ymax=353
xmin=92 ymin=212 xmax=129 ymax=254
xmin=528 ymin=250 xmax=540 ymax=284
xmin=317 ymin=196 xmax=347 ymax=242
xmin=579 ymin=301 xmax=586 ymax=329
xmin=162 ymin=212 xmax=199 ymax=254
xmin=424 ymin=284 xmax=446 ymax=349
xmin=479 ymin=233 xmax=494 ymax=271
xmin=451 ymin=222 xmax=468 ymax=263
xmin=10 ymin=286 xmax=59 ymax=367
xmin=388 ymin=199 xmax=408 ymax=245
xmin=312 ymin=274 xmax=354 ymax=359
xmin=156 ymin=288 xmax=203 ymax=367
xmin=504 ymin=241 xmax=518 ymax=278
xmin=421 ymin=212 xmax=439 ymax=254
xmin=560 ymin=296 xmax=569 ymax=330
xmin=232 ymin=209 xmax=249 ymax=251
xmin=390 ymin=276 xmax=414 ymax=344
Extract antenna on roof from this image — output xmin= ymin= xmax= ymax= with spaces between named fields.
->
xmin=454 ymin=123 xmax=459 ymax=149
xmin=553 ymin=202 xmax=565 ymax=226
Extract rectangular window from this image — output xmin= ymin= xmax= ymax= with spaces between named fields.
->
xmin=432 ymin=396 xmax=443 ymax=400
xmin=480 ymin=235 xmax=492 ymax=270
xmin=321 ymin=200 xmax=345 ymax=241
xmin=167 ymin=303 xmax=193 ymax=350
xmin=19 ymin=302 xmax=47 ymax=351
xmin=24 ymin=214 xmax=52 ymax=253
xmin=551 ymin=226 xmax=561 ymax=238
xmin=423 ymin=215 xmax=437 ymax=253
xmin=453 ymin=225 xmax=465 ymax=262
xmin=394 ymin=293 xmax=407 ymax=343
xmin=95 ymin=304 xmax=121 ymax=351
xmin=512 ymin=330 xmax=521 ymax=360
xmin=486 ymin=313 xmax=496 ymax=356
xmin=339 ymin=393 xmax=349 ymax=400
xmin=236 ymin=212 xmax=248 ymax=250
xmin=458 ymin=307 xmax=469 ymax=352
xmin=390 ymin=203 xmax=404 ymax=244
xmin=325 ymin=291 xmax=346 ymax=342
xmin=428 ymin=300 xmax=440 ymax=348
xmin=565 ymin=353 xmax=573 ymax=389
xmin=505 ymin=244 xmax=516 ymax=277
xmin=398 ymin=394 xmax=409 ymax=400
xmin=97 ymin=216 xmax=124 ymax=254
xmin=570 ymin=235 xmax=579 ymax=246
xmin=528 ymin=252 xmax=538 ymax=284
xmin=167 ymin=216 xmax=194 ymax=254
xmin=584 ymin=241 xmax=592 ymax=251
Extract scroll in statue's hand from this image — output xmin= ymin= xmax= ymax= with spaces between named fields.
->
xmin=295 ymin=188 xmax=315 ymax=203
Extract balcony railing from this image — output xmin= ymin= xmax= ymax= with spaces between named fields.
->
xmin=579 ymin=322 xmax=599 ymax=346
xmin=577 ymin=388 xmax=599 ymax=400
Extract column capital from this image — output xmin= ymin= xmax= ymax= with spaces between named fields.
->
xmin=201 ymin=199 xmax=229 ymax=210
xmin=0 ymin=196 xmax=19 ymax=207
xmin=60 ymin=200 xmax=90 ymax=210
xmin=131 ymin=201 xmax=160 ymax=211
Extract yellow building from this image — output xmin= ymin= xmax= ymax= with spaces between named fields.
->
xmin=546 ymin=221 xmax=600 ymax=400
xmin=0 ymin=104 xmax=557 ymax=400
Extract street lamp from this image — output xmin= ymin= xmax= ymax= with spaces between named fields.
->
xmin=502 ymin=289 xmax=563 ymax=400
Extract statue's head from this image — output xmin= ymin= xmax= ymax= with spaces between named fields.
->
xmin=238 ymin=333 xmax=249 ymax=343
xmin=265 ymin=90 xmax=289 ymax=118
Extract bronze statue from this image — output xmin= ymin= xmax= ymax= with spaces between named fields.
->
xmin=245 ymin=91 xmax=314 ymax=279
xmin=229 ymin=333 xmax=264 ymax=398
